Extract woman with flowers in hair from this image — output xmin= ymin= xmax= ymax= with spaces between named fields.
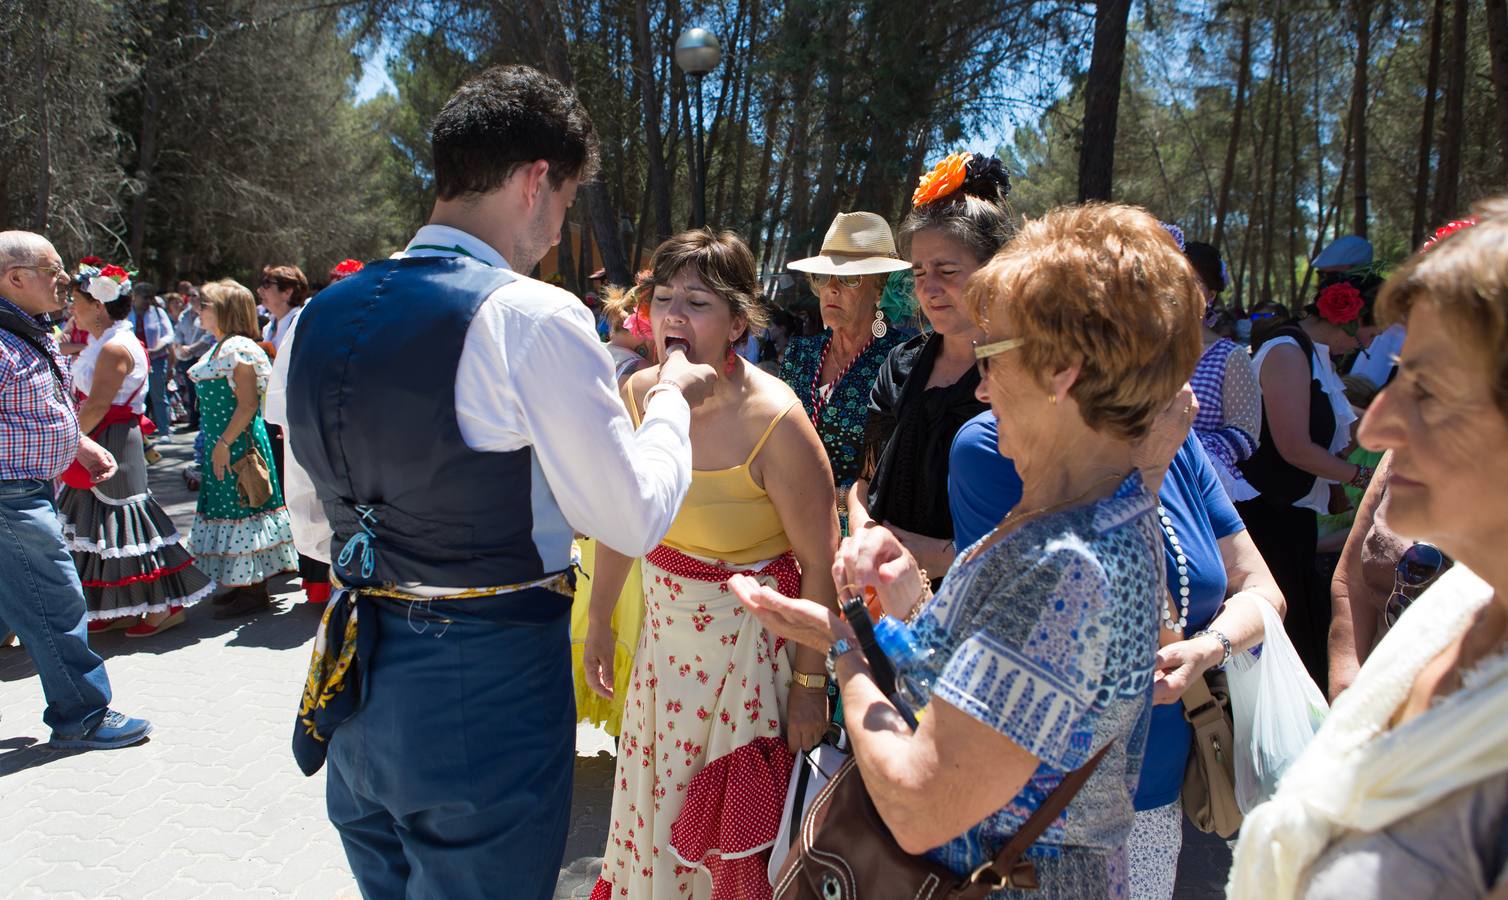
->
xmin=585 ymin=230 xmax=839 ymax=899
xmin=846 ymin=152 xmax=1010 ymax=581
xmin=58 ymin=261 xmax=213 ymax=637
xmin=1238 ymin=278 xmax=1379 ymax=691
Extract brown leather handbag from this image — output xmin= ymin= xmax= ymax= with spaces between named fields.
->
xmin=230 ymin=443 xmax=274 ymax=509
xmin=772 ymin=742 xmax=1111 ymax=899
xmin=1180 ymin=669 xmax=1243 ymax=837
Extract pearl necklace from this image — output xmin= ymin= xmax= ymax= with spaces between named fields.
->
xmin=1158 ymin=505 xmax=1190 ymax=632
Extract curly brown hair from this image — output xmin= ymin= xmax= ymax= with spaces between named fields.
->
xmin=965 ymin=202 xmax=1204 ymax=440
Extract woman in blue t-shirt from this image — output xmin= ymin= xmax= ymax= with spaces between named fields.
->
xmin=950 ymin=418 xmax=1285 ymax=899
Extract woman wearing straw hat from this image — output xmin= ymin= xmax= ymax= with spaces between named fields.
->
xmin=780 ymin=212 xmax=913 ymax=534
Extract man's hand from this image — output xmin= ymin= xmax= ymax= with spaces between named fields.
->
xmin=75 ymin=434 xmax=117 ymax=483
xmin=657 ymin=349 xmax=718 ymax=408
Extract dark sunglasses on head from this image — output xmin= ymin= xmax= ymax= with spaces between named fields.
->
xmin=1383 ymin=542 xmax=1448 ymax=630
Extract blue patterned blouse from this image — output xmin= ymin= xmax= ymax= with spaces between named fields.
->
xmin=779 ymin=328 xmax=911 ymax=523
xmin=910 ymin=472 xmax=1162 ymax=897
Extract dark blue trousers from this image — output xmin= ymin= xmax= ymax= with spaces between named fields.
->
xmin=326 ymin=588 xmax=575 ymax=899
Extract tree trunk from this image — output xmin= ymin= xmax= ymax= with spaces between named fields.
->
xmin=726 ymin=0 xmax=761 ymax=234
xmin=1350 ymin=0 xmax=1372 ymax=238
xmin=1212 ymin=11 xmax=1253 ymax=253
xmin=1077 ymin=0 xmax=1134 ymax=202
xmin=632 ymin=0 xmax=674 ymax=240
xmin=1411 ymin=0 xmax=1446 ymax=247
xmin=1484 ymin=0 xmax=1508 ymax=184
xmin=30 ymin=22 xmax=50 ymax=231
xmin=1431 ymin=0 xmax=1469 ymax=224
xmin=127 ymin=81 xmax=161 ymax=262
xmin=747 ymin=81 xmax=781 ymax=261
xmin=523 ymin=0 xmax=632 ymax=287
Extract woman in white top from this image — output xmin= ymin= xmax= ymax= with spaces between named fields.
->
xmin=57 ymin=262 xmax=212 ymax=638
xmin=1228 ymin=200 xmax=1508 ymax=900
xmin=1236 ymin=281 xmax=1378 ymax=694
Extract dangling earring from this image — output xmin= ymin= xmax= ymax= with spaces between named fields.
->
xmin=1047 ymin=393 xmax=1058 ymax=405
xmin=725 ymin=344 xmax=738 ymax=375
xmin=871 ymin=307 xmax=888 ymax=339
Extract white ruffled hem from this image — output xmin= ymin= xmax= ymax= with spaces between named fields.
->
xmin=64 ymin=530 xmax=185 ymax=558
xmin=85 ymin=580 xmax=216 ymax=621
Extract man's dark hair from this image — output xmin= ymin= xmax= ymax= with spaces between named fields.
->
xmin=431 ymin=65 xmax=599 ymax=201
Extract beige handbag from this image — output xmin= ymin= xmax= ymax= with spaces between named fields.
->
xmin=1181 ymin=669 xmax=1244 ymax=837
xmin=230 ymin=444 xmax=274 ymax=508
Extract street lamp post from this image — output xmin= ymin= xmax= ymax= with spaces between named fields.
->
xmin=674 ymin=27 xmax=722 ymax=229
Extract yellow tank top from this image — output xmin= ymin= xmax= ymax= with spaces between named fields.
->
xmin=628 ymin=390 xmax=797 ymax=565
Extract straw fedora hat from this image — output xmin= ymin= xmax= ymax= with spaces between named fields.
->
xmin=787 ymin=212 xmax=912 ymax=277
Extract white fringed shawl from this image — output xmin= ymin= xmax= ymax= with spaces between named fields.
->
xmin=1228 ymin=565 xmax=1508 ymax=899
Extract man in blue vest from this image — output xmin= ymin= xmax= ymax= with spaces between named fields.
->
xmin=286 ymin=66 xmax=714 ymax=897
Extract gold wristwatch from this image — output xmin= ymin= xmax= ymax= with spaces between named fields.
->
xmin=791 ymin=670 xmax=828 ymax=690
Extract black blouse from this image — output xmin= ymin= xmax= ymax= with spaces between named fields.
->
xmin=862 ymin=333 xmax=989 ymax=541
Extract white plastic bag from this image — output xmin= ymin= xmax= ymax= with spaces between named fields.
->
xmin=767 ymin=739 xmax=849 ymax=885
xmin=1224 ymin=598 xmax=1330 ymax=812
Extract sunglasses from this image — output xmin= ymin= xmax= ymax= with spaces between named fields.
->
xmin=807 ymin=273 xmax=864 ymax=291
xmin=259 ymin=277 xmax=286 ymax=289
xmin=972 ymin=337 xmax=1025 ymax=378
xmin=1383 ymin=542 xmax=1447 ymax=630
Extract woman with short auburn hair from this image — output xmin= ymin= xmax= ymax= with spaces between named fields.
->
xmin=733 ymin=202 xmax=1203 ymax=897
xmin=188 ymin=279 xmax=297 ymax=617
xmin=1230 ymin=200 xmax=1508 ymax=900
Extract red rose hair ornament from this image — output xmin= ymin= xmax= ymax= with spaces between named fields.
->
xmin=1316 ymin=282 xmax=1365 ymax=334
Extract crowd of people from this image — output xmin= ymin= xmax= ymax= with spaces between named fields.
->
xmin=1 ymin=62 xmax=1506 ymax=900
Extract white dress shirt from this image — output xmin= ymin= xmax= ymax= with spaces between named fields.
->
xmin=262 ymin=306 xmax=302 ymax=355
xmin=266 ymin=224 xmax=693 ymax=572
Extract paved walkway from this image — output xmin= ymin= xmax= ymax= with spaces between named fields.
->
xmin=0 ymin=434 xmax=1228 ymax=898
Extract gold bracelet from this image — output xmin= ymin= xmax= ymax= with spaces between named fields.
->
xmin=904 ymin=574 xmax=932 ymax=625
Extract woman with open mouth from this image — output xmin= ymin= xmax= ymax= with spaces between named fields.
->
xmin=583 ymin=229 xmax=840 ymax=899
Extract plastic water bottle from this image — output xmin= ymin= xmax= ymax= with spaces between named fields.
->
xmin=872 ymin=616 xmax=936 ymax=714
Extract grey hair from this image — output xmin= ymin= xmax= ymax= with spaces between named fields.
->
xmin=0 ymin=231 xmax=53 ymax=269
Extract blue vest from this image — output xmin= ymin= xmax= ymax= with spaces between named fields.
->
xmin=286 ymin=256 xmax=569 ymax=589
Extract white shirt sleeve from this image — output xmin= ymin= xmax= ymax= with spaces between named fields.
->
xmin=454 ymin=285 xmax=692 ymax=558
xmin=262 ymin=319 xmax=334 ymax=562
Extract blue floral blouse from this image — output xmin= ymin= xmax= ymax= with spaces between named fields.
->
xmin=911 ymin=472 xmax=1162 ymax=898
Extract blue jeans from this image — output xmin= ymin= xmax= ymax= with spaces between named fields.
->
xmin=0 ymin=479 xmax=113 ymax=737
xmin=147 ymin=354 xmax=171 ymax=436
xmin=325 ymin=588 xmax=575 ymax=900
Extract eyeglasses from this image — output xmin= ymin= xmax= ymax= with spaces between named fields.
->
xmin=1383 ymin=542 xmax=1447 ymax=630
xmin=7 ymin=263 xmax=67 ymax=280
xmin=258 ymin=277 xmax=280 ymax=288
xmin=972 ymin=337 xmax=1025 ymax=378
xmin=807 ymin=273 xmax=864 ymax=292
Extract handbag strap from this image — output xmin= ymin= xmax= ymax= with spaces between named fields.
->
xmin=1181 ymin=671 xmax=1223 ymax=727
xmin=965 ymin=740 xmax=1114 ymax=893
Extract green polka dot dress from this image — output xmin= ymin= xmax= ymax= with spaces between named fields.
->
xmin=187 ymin=336 xmax=298 ymax=588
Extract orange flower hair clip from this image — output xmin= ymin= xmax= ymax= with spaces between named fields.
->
xmin=912 ymin=152 xmax=971 ymax=207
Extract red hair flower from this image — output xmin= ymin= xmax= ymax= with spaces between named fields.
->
xmin=1423 ymin=218 xmax=1476 ymax=251
xmin=99 ymin=264 xmax=129 ymax=281
xmin=331 ymin=258 xmax=365 ymax=278
xmin=79 ymin=255 xmax=104 ymax=267
xmin=1316 ymin=282 xmax=1364 ymax=329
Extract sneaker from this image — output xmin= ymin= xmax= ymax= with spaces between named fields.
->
xmin=49 ymin=710 xmax=153 ymax=750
